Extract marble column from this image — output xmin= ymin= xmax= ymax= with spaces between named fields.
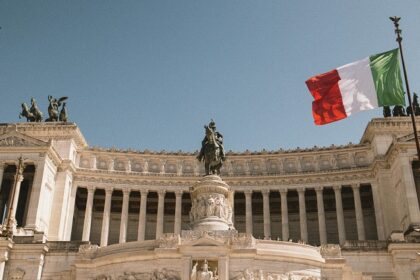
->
xmin=100 ymin=188 xmax=113 ymax=247
xmin=0 ymin=163 xmax=5 ymax=191
xmin=352 ymin=184 xmax=366 ymax=240
xmin=119 ymin=188 xmax=130 ymax=243
xmin=262 ymin=189 xmax=271 ymax=239
xmin=174 ymin=190 xmax=183 ymax=235
xmin=82 ymin=186 xmax=95 ymax=241
xmin=156 ymin=190 xmax=165 ymax=239
xmin=280 ymin=190 xmax=289 ymax=241
xmin=315 ymin=187 xmax=327 ymax=244
xmin=333 ymin=185 xmax=346 ymax=245
xmin=64 ymin=184 xmax=78 ymax=241
xmin=297 ymin=188 xmax=308 ymax=243
xmin=371 ymin=182 xmax=385 ymax=240
xmin=9 ymin=173 xmax=24 ymax=225
xmin=244 ymin=190 xmax=253 ymax=235
xmin=137 ymin=190 xmax=148 ymax=241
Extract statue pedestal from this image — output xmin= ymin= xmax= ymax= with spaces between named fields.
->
xmin=189 ymin=175 xmax=234 ymax=231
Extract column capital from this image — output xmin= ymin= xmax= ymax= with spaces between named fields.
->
xmin=140 ymin=189 xmax=149 ymax=196
xmin=122 ymin=187 xmax=131 ymax=195
xmin=351 ymin=183 xmax=360 ymax=190
xmin=333 ymin=185 xmax=342 ymax=191
xmin=314 ymin=186 xmax=324 ymax=192
xmin=261 ymin=189 xmax=270 ymax=195
xmin=297 ymin=187 xmax=306 ymax=193
xmin=244 ymin=189 xmax=253 ymax=195
xmin=175 ymin=190 xmax=183 ymax=197
xmin=157 ymin=189 xmax=166 ymax=196
xmin=279 ymin=189 xmax=288 ymax=195
xmin=15 ymin=174 xmax=24 ymax=183
xmin=105 ymin=188 xmax=113 ymax=195
xmin=86 ymin=186 xmax=95 ymax=192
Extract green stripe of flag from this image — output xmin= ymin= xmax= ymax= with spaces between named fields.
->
xmin=369 ymin=48 xmax=405 ymax=107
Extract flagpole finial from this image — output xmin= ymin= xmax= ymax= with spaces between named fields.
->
xmin=389 ymin=16 xmax=402 ymax=42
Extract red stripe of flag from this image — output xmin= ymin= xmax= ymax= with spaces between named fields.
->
xmin=305 ymin=69 xmax=347 ymax=125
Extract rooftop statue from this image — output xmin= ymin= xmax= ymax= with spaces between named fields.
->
xmin=197 ymin=120 xmax=226 ymax=175
xmin=19 ymin=97 xmax=43 ymax=122
xmin=46 ymin=95 xmax=68 ymax=122
xmin=407 ymin=93 xmax=420 ymax=116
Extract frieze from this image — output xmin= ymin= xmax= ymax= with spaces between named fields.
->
xmin=319 ymin=244 xmax=341 ymax=258
xmin=7 ymin=267 xmax=25 ymax=280
xmin=94 ymin=269 xmax=180 ymax=280
xmin=230 ymin=233 xmax=256 ymax=249
xmin=158 ymin=233 xmax=180 ymax=249
xmin=78 ymin=244 xmax=99 ymax=258
xmin=231 ymin=269 xmax=320 ymax=280
xmin=181 ymin=230 xmax=233 ymax=245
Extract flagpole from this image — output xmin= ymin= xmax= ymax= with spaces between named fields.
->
xmin=390 ymin=16 xmax=420 ymax=161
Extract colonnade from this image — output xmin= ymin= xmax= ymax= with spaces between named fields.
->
xmin=76 ymin=183 xmax=382 ymax=246
xmin=80 ymin=187 xmax=184 ymax=246
xmin=242 ymin=184 xmax=380 ymax=245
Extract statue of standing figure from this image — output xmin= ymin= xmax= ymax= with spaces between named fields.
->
xmin=191 ymin=260 xmax=218 ymax=280
xmin=197 ymin=120 xmax=226 ymax=175
xmin=46 ymin=95 xmax=68 ymax=122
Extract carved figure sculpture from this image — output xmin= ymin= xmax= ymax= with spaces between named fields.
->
xmin=46 ymin=95 xmax=68 ymax=122
xmin=383 ymin=106 xmax=391 ymax=117
xmin=191 ymin=260 xmax=216 ymax=280
xmin=407 ymin=93 xmax=420 ymax=116
xmin=19 ymin=98 xmax=43 ymax=122
xmin=392 ymin=105 xmax=406 ymax=117
xmin=197 ymin=121 xmax=225 ymax=175
xmin=59 ymin=102 xmax=68 ymax=122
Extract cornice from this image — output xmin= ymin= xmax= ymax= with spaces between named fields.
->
xmin=0 ymin=122 xmax=88 ymax=148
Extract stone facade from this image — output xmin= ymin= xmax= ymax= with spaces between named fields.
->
xmin=0 ymin=119 xmax=420 ymax=279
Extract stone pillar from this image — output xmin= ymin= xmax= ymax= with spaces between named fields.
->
xmin=9 ymin=173 xmax=24 ymax=226
xmin=280 ymin=190 xmax=289 ymax=241
xmin=297 ymin=188 xmax=308 ymax=243
xmin=82 ymin=186 xmax=95 ymax=241
xmin=315 ymin=187 xmax=327 ymax=244
xmin=333 ymin=185 xmax=346 ymax=245
xmin=174 ymin=190 xmax=183 ymax=235
xmin=137 ymin=190 xmax=148 ymax=241
xmin=156 ymin=190 xmax=165 ymax=239
xmin=63 ymin=184 xmax=78 ymax=241
xmin=262 ymin=189 xmax=271 ymax=239
xmin=352 ymin=184 xmax=365 ymax=240
xmin=100 ymin=188 xmax=113 ymax=247
xmin=371 ymin=182 xmax=385 ymax=240
xmin=0 ymin=163 xmax=5 ymax=191
xmin=244 ymin=190 xmax=253 ymax=235
xmin=119 ymin=188 xmax=130 ymax=243
xmin=400 ymin=155 xmax=420 ymax=225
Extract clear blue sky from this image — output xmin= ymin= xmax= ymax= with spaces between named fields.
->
xmin=1 ymin=1 xmax=419 ymax=152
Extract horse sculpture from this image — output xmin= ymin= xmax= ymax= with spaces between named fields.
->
xmin=199 ymin=125 xmax=223 ymax=175
xmin=19 ymin=102 xmax=42 ymax=122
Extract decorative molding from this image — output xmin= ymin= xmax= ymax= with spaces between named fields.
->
xmin=7 ymin=267 xmax=25 ymax=280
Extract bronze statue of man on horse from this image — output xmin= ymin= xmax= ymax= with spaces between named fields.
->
xmin=197 ymin=120 xmax=226 ymax=175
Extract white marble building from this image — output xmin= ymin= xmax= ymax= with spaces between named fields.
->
xmin=1 ymin=118 xmax=420 ymax=279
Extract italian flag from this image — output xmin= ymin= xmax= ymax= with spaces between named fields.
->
xmin=306 ymin=49 xmax=405 ymax=125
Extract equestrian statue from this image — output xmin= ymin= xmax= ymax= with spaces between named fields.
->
xmin=197 ymin=120 xmax=226 ymax=175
